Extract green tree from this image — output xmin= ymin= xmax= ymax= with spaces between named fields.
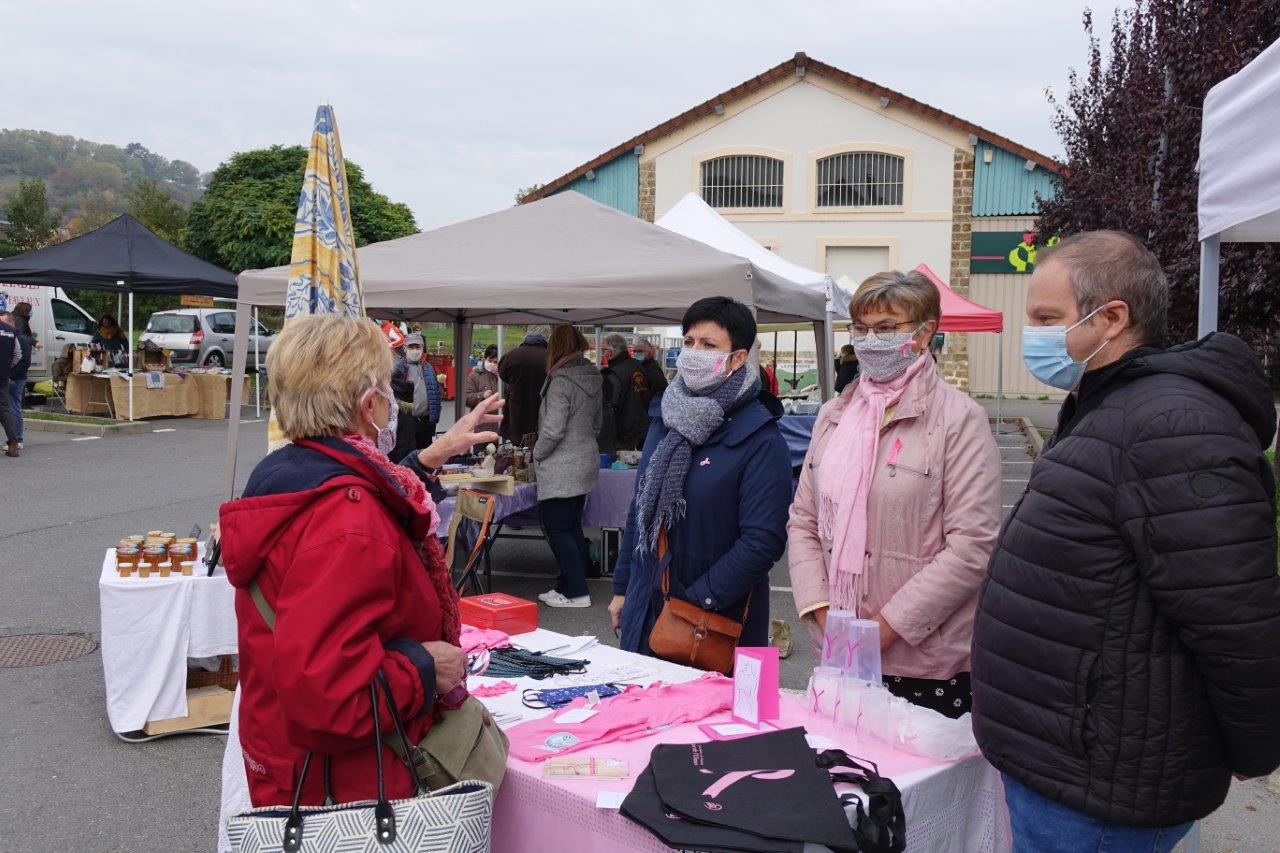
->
xmin=184 ymin=145 xmax=418 ymax=273
xmin=2 ymin=178 xmax=62 ymax=252
xmin=69 ymin=189 xmax=122 ymax=236
xmin=126 ymin=179 xmax=188 ymax=243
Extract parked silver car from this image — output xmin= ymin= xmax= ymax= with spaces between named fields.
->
xmin=139 ymin=308 xmax=274 ymax=367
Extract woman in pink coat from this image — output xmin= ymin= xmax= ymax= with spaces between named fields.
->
xmin=788 ymin=270 xmax=1001 ymax=717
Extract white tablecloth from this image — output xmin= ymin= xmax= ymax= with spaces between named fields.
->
xmin=217 ymin=629 xmax=1010 ymax=852
xmin=98 ymin=547 xmax=237 ymax=733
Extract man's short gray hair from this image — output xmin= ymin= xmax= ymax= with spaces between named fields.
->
xmin=604 ymin=333 xmax=630 ymax=357
xmin=1036 ymin=230 xmax=1169 ymax=345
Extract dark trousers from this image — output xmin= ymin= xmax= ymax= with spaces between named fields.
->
xmin=540 ymin=494 xmax=590 ymax=599
xmin=414 ymin=417 xmax=437 ymax=450
xmin=8 ymin=376 xmax=24 ymax=442
xmin=0 ymin=376 xmax=16 ymax=444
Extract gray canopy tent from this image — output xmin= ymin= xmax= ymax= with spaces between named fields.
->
xmin=225 ymin=192 xmax=834 ymax=497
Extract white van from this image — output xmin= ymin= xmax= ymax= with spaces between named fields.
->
xmin=0 ymin=284 xmax=97 ymax=384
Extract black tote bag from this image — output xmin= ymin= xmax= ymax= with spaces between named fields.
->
xmin=647 ymin=727 xmax=859 ymax=851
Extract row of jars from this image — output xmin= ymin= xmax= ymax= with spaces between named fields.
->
xmin=115 ymin=531 xmax=198 ymax=578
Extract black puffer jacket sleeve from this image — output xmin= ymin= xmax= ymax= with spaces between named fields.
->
xmin=1117 ymin=401 xmax=1280 ymax=778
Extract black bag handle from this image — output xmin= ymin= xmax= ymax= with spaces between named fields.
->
xmin=282 ymin=672 xmax=423 ymax=850
xmin=820 ymin=750 xmax=906 ymax=853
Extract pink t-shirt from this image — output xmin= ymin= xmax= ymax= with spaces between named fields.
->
xmin=506 ymin=674 xmax=734 ymax=762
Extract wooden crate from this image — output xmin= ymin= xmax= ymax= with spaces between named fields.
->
xmin=142 ymin=685 xmax=233 ymax=736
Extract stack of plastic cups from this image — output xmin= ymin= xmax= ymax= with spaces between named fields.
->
xmin=820 ymin=610 xmax=885 ymax=746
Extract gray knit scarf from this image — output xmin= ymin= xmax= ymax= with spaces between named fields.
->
xmin=633 ymin=365 xmax=760 ymax=555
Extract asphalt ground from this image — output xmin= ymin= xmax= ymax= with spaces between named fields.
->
xmin=0 ymin=404 xmax=1275 ymax=850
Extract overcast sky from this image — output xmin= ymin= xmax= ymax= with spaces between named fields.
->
xmin=7 ymin=0 xmax=1126 ymax=229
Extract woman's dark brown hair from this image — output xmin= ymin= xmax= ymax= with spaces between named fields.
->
xmin=546 ymin=324 xmax=589 ymax=370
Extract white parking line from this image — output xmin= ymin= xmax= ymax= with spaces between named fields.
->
xmin=71 ymin=436 xmax=101 ymax=441
xmin=1002 ymin=479 xmax=1028 ymax=483
xmin=152 ymin=428 xmax=176 ymax=433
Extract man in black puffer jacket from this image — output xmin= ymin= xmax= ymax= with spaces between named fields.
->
xmin=972 ymin=231 xmax=1280 ymax=851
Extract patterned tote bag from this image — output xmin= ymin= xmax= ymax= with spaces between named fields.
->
xmin=227 ymin=672 xmax=493 ymax=853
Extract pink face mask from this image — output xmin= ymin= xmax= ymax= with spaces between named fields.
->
xmin=676 ymin=348 xmax=733 ymax=394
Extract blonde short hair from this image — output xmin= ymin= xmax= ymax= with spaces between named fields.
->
xmin=848 ymin=270 xmax=941 ymax=325
xmin=266 ymin=314 xmax=392 ymax=440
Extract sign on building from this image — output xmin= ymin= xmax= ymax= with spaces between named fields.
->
xmin=970 ymin=232 xmax=1061 ymax=274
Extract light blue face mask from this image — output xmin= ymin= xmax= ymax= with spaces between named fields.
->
xmin=1021 ymin=305 xmax=1110 ymax=391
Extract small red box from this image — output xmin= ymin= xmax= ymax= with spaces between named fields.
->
xmin=459 ymin=592 xmax=538 ymax=635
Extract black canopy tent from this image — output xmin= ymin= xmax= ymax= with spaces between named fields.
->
xmin=0 ymin=214 xmax=237 ymax=419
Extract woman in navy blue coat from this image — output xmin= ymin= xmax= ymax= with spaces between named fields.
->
xmin=609 ymin=297 xmax=792 ymax=658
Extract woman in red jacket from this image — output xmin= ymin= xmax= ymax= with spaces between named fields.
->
xmin=219 ymin=314 xmax=502 ymax=807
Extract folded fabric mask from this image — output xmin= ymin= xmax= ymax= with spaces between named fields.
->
xmin=523 ymin=683 xmax=625 ymax=710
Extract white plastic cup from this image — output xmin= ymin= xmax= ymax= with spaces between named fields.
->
xmin=821 ymin=609 xmax=883 ymax=686
xmin=806 ymin=665 xmax=842 ymax=720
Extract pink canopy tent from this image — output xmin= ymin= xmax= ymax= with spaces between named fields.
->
xmin=913 ymin=262 xmax=1003 ymax=332
xmin=912 ymin=262 xmax=1010 ymax=428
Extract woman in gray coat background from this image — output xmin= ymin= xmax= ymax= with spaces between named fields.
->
xmin=534 ymin=325 xmax=604 ymax=608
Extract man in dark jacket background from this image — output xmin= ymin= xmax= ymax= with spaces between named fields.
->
xmin=498 ymin=325 xmax=549 ymax=444
xmin=971 ymin=231 xmax=1280 ymax=850
xmin=633 ymin=338 xmax=668 ymax=406
xmin=0 ymin=311 xmax=21 ymax=457
xmin=601 ymin=333 xmax=649 ymax=450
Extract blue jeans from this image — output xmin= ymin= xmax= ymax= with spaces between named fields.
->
xmin=539 ymin=495 xmax=590 ymax=598
xmin=8 ymin=377 xmax=23 ymax=442
xmin=1003 ymin=774 xmax=1193 ymax=853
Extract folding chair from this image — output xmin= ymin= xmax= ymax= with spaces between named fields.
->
xmin=444 ymin=488 xmax=498 ymax=596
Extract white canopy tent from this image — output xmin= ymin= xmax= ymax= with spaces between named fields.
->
xmin=656 ymin=192 xmax=856 ymax=400
xmin=1197 ymin=37 xmax=1280 ymax=336
xmin=225 ymin=192 xmax=837 ymax=497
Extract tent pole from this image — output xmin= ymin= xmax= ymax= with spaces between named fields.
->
xmin=1197 ymin=235 xmax=1221 ymax=337
xmin=253 ymin=307 xmax=261 ymax=418
xmin=996 ymin=330 xmax=1004 ymax=435
xmin=496 ymin=324 xmax=505 ymax=398
xmin=117 ymin=293 xmax=122 ymax=327
xmin=772 ymin=332 xmax=778 ymax=379
xmin=792 ymin=330 xmax=798 ymax=392
xmin=225 ymin=302 xmax=251 ymax=500
xmin=126 ymin=287 xmax=133 ymax=422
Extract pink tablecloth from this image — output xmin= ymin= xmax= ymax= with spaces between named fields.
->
xmin=486 ymin=634 xmax=1010 ymax=853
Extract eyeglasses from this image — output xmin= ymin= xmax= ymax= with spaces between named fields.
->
xmin=849 ymin=321 xmax=923 ymax=343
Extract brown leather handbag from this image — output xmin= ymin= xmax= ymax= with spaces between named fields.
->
xmin=647 ymin=529 xmax=751 ymax=675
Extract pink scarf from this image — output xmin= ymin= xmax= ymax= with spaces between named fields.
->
xmin=338 ymin=432 xmax=458 ymax=644
xmin=817 ymin=353 xmax=932 ymax=611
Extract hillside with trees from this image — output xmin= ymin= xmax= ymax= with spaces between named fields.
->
xmin=0 ymin=129 xmax=203 ymax=236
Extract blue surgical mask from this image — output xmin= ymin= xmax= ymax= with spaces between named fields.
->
xmin=1021 ymin=306 xmax=1110 ymax=390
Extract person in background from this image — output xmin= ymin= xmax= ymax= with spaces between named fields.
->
xmin=789 ymin=271 xmax=1000 ymax=718
xmin=218 ymin=314 xmax=503 ymax=808
xmin=393 ymin=332 xmax=442 ymax=449
xmin=465 ymin=344 xmax=500 ymax=409
xmin=610 ymin=297 xmax=791 ymax=660
xmin=971 ymin=231 xmax=1280 ymax=851
xmin=633 ymin=338 xmax=669 ymax=406
xmin=757 ymin=340 xmax=780 ymax=396
xmin=834 ymin=344 xmax=859 ymax=393
xmin=499 ymin=325 xmax=550 ymax=444
xmin=91 ymin=314 xmax=129 ymax=360
xmin=601 ymin=333 xmax=649 ymax=450
xmin=3 ymin=309 xmax=31 ymax=451
xmin=11 ymin=302 xmax=37 ymax=350
xmin=0 ymin=311 xmax=21 ymax=457
xmin=534 ymin=325 xmax=603 ymax=608
xmin=388 ymin=374 xmax=418 ymax=464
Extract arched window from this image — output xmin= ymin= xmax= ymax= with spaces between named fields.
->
xmin=815 ymin=151 xmax=904 ymax=207
xmin=700 ymin=155 xmax=784 ymax=208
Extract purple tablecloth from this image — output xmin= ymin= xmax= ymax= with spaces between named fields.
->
xmin=436 ymin=468 xmax=638 ymax=534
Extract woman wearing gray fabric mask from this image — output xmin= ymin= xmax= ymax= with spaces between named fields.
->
xmin=609 ymin=296 xmax=792 ymax=664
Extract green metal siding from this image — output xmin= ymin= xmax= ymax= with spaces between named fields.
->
xmin=554 ymin=151 xmax=639 ymax=216
xmin=972 ymin=142 xmax=1058 ymax=217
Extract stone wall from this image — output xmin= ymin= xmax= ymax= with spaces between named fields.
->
xmin=937 ymin=149 xmax=974 ymax=391
xmin=638 ymin=161 xmax=656 ymax=222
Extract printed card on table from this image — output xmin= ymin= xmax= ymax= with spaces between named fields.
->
xmin=732 ymin=647 xmax=779 ymax=725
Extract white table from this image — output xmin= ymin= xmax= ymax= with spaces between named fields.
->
xmin=97 ymin=546 xmax=237 ymax=734
xmin=217 ymin=629 xmax=1009 ymax=852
